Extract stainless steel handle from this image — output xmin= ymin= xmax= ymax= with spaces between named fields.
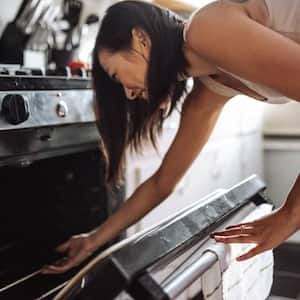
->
xmin=162 ymin=251 xmax=218 ymax=299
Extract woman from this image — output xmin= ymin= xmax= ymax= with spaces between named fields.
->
xmin=43 ymin=0 xmax=300 ymax=273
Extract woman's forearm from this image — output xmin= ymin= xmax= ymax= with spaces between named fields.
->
xmin=88 ymin=82 xmax=230 ymax=251
xmin=89 ymin=176 xmax=170 ymax=249
xmin=281 ymin=174 xmax=300 ymax=230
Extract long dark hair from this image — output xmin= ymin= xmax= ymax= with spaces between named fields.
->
xmin=92 ymin=0 xmax=189 ymax=185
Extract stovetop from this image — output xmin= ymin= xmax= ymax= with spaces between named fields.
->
xmin=0 ymin=65 xmax=92 ymax=91
xmin=0 ymin=65 xmax=95 ymax=130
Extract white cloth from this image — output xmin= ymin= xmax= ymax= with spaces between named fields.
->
xmin=201 ymin=243 xmax=228 ymax=300
xmin=201 ymin=204 xmax=274 ymax=300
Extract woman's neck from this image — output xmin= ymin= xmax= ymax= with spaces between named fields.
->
xmin=182 ymin=44 xmax=218 ymax=79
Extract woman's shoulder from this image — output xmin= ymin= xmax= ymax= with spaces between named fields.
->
xmin=190 ymin=0 xmax=269 ymax=17
xmin=183 ymin=2 xmax=245 ymax=57
xmin=187 ymin=0 xmax=248 ymax=20
xmin=184 ymin=0 xmax=270 ymax=58
xmin=185 ymin=0 xmax=270 ymax=39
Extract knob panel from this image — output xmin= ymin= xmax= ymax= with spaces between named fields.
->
xmin=1 ymin=94 xmax=30 ymax=125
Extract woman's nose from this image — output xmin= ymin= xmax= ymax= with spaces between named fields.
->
xmin=124 ymin=87 xmax=138 ymax=100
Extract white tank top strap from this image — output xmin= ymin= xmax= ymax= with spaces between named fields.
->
xmin=182 ymin=19 xmax=191 ymax=42
xmin=198 ymin=75 xmax=241 ymax=98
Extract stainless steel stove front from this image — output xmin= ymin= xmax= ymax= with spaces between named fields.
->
xmin=0 ymin=89 xmax=95 ymax=131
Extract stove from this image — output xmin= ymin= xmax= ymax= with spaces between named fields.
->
xmin=55 ymin=176 xmax=271 ymax=300
xmin=0 ymin=65 xmax=96 ymax=165
xmin=0 ymin=65 xmax=124 ymax=300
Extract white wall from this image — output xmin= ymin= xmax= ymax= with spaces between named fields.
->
xmin=0 ymin=0 xmax=23 ymax=36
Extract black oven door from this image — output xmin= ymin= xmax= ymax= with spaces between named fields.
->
xmin=0 ymin=147 xmax=125 ymax=300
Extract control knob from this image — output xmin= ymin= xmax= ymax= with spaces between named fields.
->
xmin=1 ymin=94 xmax=30 ymax=125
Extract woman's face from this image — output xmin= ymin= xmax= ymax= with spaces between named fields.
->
xmin=98 ymin=29 xmax=150 ymax=101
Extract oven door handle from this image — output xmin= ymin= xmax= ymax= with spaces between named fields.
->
xmin=162 ymin=251 xmax=218 ymax=300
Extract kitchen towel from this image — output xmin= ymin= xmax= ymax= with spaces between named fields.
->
xmin=201 ymin=203 xmax=274 ymax=300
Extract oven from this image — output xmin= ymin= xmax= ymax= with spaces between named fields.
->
xmin=52 ymin=176 xmax=273 ymax=300
xmin=0 ymin=65 xmax=124 ymax=299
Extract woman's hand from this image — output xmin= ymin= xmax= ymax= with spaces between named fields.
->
xmin=210 ymin=206 xmax=300 ymax=261
xmin=42 ymin=233 xmax=97 ymax=274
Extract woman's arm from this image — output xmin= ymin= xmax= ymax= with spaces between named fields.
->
xmin=211 ymin=174 xmax=300 ymax=261
xmin=89 ymin=81 xmax=230 ymax=244
xmin=44 ymin=81 xmax=231 ymax=273
xmin=185 ymin=2 xmax=300 ymax=101
xmin=284 ymin=174 xmax=300 ymax=223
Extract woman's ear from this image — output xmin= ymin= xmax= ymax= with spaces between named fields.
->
xmin=131 ymin=28 xmax=150 ymax=48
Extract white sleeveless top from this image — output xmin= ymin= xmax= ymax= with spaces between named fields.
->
xmin=183 ymin=0 xmax=300 ymax=104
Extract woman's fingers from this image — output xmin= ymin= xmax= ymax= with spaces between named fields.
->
xmin=44 ymin=258 xmax=79 ymax=273
xmin=42 ymin=236 xmax=95 ymax=274
xmin=208 ymin=207 xmax=299 ymax=261
xmin=211 ymin=229 xmax=265 ymax=261
xmin=56 ymin=240 xmax=71 ymax=252
xmin=42 ymin=241 xmax=74 ymax=274
xmin=42 ymin=251 xmax=85 ymax=274
xmin=236 ymin=245 xmax=265 ymax=261
xmin=211 ymin=223 xmax=259 ymax=243
xmin=211 ymin=226 xmax=254 ymax=237
xmin=210 ymin=226 xmax=267 ymax=261
xmin=225 ymin=221 xmax=255 ymax=230
xmin=212 ymin=234 xmax=256 ymax=244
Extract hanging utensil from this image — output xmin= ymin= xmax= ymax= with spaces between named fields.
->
xmin=76 ymin=14 xmax=99 ymax=50
xmin=16 ymin=0 xmax=40 ymax=28
xmin=63 ymin=0 xmax=83 ymax=50
xmin=27 ymin=5 xmax=60 ymax=51
xmin=16 ymin=0 xmax=52 ymax=35
xmin=26 ymin=0 xmax=52 ymax=34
